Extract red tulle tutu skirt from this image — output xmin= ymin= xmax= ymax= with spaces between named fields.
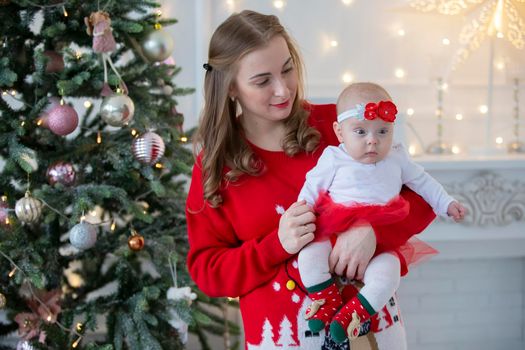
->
xmin=313 ymin=191 xmax=438 ymax=275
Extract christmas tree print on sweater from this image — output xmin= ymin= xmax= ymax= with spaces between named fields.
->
xmin=247 ymin=298 xmax=325 ymax=349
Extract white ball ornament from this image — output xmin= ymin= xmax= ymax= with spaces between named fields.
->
xmin=69 ymin=222 xmax=98 ymax=250
xmin=100 ymin=94 xmax=135 ymax=127
xmin=141 ymin=30 xmax=174 ymax=62
xmin=132 ymin=131 xmax=165 ymax=165
xmin=15 ymin=191 xmax=43 ymax=224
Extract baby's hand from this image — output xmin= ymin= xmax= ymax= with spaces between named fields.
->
xmin=447 ymin=201 xmax=466 ymax=222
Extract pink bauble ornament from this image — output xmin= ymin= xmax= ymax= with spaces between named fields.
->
xmin=39 ymin=97 xmax=61 ymax=123
xmin=47 ymin=104 xmax=79 ymax=136
xmin=46 ymin=161 xmax=76 ymax=186
xmin=132 ymin=132 xmax=165 ymax=165
xmin=43 ymin=51 xmax=64 ymax=73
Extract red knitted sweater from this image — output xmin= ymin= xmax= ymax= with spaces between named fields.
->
xmin=186 ymin=103 xmax=436 ymax=349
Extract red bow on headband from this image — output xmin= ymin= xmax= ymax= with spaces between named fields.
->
xmin=364 ymin=101 xmax=397 ymax=122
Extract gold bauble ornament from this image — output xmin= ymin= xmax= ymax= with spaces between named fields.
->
xmin=128 ymin=230 xmax=145 ymax=251
xmin=0 ymin=292 xmax=6 ymax=308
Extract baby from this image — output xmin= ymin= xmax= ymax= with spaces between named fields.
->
xmin=298 ymin=82 xmax=465 ymax=343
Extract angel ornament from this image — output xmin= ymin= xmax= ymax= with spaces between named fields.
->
xmin=85 ymin=11 xmax=127 ymax=95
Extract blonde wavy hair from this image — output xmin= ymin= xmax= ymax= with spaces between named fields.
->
xmin=194 ymin=10 xmax=320 ymax=207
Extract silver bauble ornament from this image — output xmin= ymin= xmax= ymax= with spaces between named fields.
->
xmin=132 ymin=131 xmax=165 ymax=165
xmin=15 ymin=191 xmax=43 ymax=224
xmin=16 ymin=340 xmax=35 ymax=350
xmin=162 ymin=85 xmax=173 ymax=95
xmin=141 ymin=30 xmax=174 ymax=62
xmin=69 ymin=222 xmax=97 ymax=250
xmin=100 ymin=94 xmax=135 ymax=127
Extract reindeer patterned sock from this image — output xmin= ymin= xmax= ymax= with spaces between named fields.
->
xmin=305 ymin=279 xmax=343 ymax=333
xmin=330 ymin=293 xmax=375 ymax=343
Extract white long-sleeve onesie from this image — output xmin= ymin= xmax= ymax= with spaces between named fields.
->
xmin=297 ymin=143 xmax=454 ymax=311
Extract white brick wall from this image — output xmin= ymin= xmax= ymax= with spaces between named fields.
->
xmin=397 ymin=258 xmax=525 ymax=350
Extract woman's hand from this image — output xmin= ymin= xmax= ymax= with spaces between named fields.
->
xmin=278 ymin=200 xmax=316 ymax=254
xmin=329 ymin=223 xmax=376 ymax=281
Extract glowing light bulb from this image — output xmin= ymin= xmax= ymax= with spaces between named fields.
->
xmin=394 ymin=68 xmax=405 ymax=79
xmin=155 ymin=163 xmax=164 ymax=169
xmin=110 ymin=221 xmax=116 ymax=231
xmin=8 ymin=267 xmax=16 ymax=278
xmin=492 ymin=0 xmax=504 ymax=33
xmin=408 ymin=145 xmax=417 ymax=156
xmin=455 ymin=113 xmax=463 ymax=121
xmin=406 ymin=108 xmax=415 ymax=116
xmin=341 ymin=72 xmax=354 ymax=84
xmin=497 ymin=32 xmax=504 ymax=38
xmin=96 ymin=131 xmax=102 ymax=144
xmin=273 ymin=0 xmax=284 ymax=9
xmin=72 ymin=337 xmax=82 ymax=348
xmin=131 ymin=129 xmax=138 ymax=137
xmin=495 ymin=136 xmax=503 ymax=144
xmin=83 ymin=100 xmax=92 ymax=108
xmin=495 ymin=61 xmax=505 ymax=70
xmin=442 ymin=38 xmax=450 ymax=45
xmin=479 ymin=105 xmax=488 ymax=114
xmin=341 ymin=0 xmax=353 ymax=5
xmin=397 ymin=29 xmax=406 ymax=37
xmin=330 ymin=40 xmax=338 ymax=47
xmin=451 ymin=145 xmax=461 ymax=154
xmin=180 ymin=136 xmax=188 ymax=143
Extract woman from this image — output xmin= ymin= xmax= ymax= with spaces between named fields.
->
xmin=186 ymin=10 xmax=435 ymax=349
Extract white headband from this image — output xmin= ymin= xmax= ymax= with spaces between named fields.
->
xmin=337 ymin=103 xmax=366 ymax=123
xmin=337 ymin=101 xmax=398 ymax=123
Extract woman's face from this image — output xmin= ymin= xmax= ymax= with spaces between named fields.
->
xmin=231 ymin=35 xmax=298 ymax=127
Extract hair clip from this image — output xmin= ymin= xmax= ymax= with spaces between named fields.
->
xmin=203 ymin=63 xmax=212 ymax=72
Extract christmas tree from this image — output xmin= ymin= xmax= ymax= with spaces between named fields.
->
xmin=0 ymin=1 xmax=238 ymax=349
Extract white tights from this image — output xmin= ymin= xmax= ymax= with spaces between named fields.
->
xmin=298 ymin=240 xmax=401 ymax=311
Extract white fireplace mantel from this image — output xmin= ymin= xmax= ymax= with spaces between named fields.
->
xmin=414 ymin=154 xmax=525 ymax=261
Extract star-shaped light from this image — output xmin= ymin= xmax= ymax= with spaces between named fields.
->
xmin=410 ymin=0 xmax=525 ymax=67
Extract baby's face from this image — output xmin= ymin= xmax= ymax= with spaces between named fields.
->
xmin=333 ymin=118 xmax=394 ymax=164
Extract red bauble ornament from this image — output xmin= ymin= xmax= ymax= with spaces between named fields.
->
xmin=46 ymin=161 xmax=76 ymax=186
xmin=132 ymin=131 xmax=165 ymax=165
xmin=128 ymin=231 xmax=145 ymax=251
xmin=43 ymin=51 xmax=64 ymax=73
xmin=46 ymin=104 xmax=79 ymax=136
